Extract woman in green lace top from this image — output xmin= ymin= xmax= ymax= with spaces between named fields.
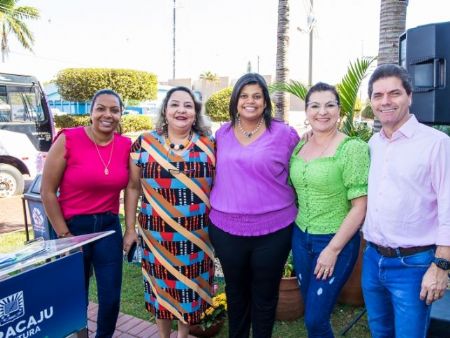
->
xmin=289 ymin=82 xmax=369 ymax=338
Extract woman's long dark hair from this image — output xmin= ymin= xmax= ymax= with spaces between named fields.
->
xmin=229 ymin=73 xmax=272 ymax=129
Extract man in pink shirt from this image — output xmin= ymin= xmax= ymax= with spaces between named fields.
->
xmin=362 ymin=64 xmax=450 ymax=338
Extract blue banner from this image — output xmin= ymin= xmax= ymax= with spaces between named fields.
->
xmin=0 ymin=252 xmax=86 ymax=337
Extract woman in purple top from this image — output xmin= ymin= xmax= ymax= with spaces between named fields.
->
xmin=209 ymin=73 xmax=299 ymax=338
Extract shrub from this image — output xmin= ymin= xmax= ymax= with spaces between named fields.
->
xmin=205 ymin=87 xmax=232 ymax=122
xmin=54 ymin=114 xmax=91 ymax=128
xmin=121 ymin=115 xmax=153 ymax=134
xmin=54 ymin=114 xmax=153 ymax=133
xmin=56 ymin=68 xmax=157 ymax=102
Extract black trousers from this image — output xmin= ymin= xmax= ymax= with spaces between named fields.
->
xmin=209 ymin=223 xmax=293 ymax=338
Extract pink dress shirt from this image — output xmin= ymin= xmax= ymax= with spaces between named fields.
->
xmin=362 ymin=115 xmax=450 ymax=248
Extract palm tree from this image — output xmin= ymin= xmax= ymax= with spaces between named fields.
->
xmin=200 ymin=71 xmax=219 ymax=84
xmin=271 ymin=57 xmax=376 ymax=141
xmin=373 ymin=0 xmax=408 ymax=131
xmin=273 ymin=0 xmax=290 ymax=121
xmin=0 ymin=0 xmax=39 ymax=62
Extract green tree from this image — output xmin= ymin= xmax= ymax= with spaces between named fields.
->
xmin=271 ymin=57 xmax=376 ymax=142
xmin=200 ymin=71 xmax=219 ymax=84
xmin=0 ymin=0 xmax=39 ymax=62
xmin=56 ymin=68 xmax=157 ymax=102
xmin=273 ymin=0 xmax=290 ymax=121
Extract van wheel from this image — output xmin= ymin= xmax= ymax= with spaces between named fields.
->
xmin=0 ymin=164 xmax=24 ymax=197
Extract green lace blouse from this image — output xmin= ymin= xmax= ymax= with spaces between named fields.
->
xmin=289 ymin=137 xmax=369 ymax=234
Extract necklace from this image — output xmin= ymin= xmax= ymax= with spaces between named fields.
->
xmin=90 ymin=128 xmax=114 ymax=175
xmin=165 ymin=131 xmax=193 ymax=151
xmin=237 ymin=117 xmax=263 ymax=138
xmin=314 ymin=130 xmax=338 ymax=157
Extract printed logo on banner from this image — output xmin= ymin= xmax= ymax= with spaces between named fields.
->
xmin=32 ymin=207 xmax=45 ymax=231
xmin=0 ymin=291 xmax=25 ymax=326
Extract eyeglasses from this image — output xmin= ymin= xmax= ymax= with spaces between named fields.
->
xmin=306 ymin=101 xmax=339 ymax=112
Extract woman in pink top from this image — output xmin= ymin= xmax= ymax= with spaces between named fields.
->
xmin=41 ymin=89 xmax=133 ymax=338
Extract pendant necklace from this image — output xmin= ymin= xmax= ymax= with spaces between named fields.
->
xmin=315 ymin=130 xmax=338 ymax=158
xmin=165 ymin=131 xmax=193 ymax=151
xmin=90 ymin=128 xmax=114 ymax=175
xmin=237 ymin=117 xmax=263 ymax=138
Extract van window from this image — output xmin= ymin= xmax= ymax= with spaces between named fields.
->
xmin=0 ymin=85 xmax=44 ymax=123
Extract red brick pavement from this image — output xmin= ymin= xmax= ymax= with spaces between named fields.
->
xmin=88 ymin=302 xmax=196 ymax=338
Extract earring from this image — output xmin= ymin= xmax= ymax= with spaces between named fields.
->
xmin=236 ymin=112 xmax=240 ymax=119
xmin=304 ymin=119 xmax=310 ymax=127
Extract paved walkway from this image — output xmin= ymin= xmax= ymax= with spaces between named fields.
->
xmin=87 ymin=302 xmax=196 ymax=338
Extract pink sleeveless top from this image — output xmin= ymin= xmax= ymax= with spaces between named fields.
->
xmin=58 ymin=127 xmax=131 ymax=220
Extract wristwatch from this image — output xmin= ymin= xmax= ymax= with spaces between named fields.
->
xmin=433 ymin=257 xmax=450 ymax=271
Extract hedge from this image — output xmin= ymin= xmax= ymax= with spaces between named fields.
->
xmin=205 ymin=87 xmax=232 ymax=122
xmin=54 ymin=114 xmax=153 ymax=134
xmin=56 ymin=68 xmax=157 ymax=102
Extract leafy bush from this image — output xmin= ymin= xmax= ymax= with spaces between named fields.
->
xmin=433 ymin=125 xmax=450 ymax=136
xmin=54 ymin=114 xmax=153 ymax=133
xmin=205 ymin=87 xmax=232 ymax=122
xmin=54 ymin=114 xmax=91 ymax=128
xmin=56 ymin=68 xmax=157 ymax=102
xmin=121 ymin=115 xmax=153 ymax=133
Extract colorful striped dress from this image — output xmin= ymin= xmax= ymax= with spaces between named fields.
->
xmin=130 ymin=130 xmax=215 ymax=324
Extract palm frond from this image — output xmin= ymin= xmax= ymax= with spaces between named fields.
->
xmin=270 ymin=80 xmax=308 ymax=100
xmin=338 ymin=57 xmax=376 ymax=116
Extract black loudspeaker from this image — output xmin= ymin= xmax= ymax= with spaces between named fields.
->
xmin=399 ymin=21 xmax=450 ymax=125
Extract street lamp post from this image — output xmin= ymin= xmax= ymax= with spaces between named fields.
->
xmin=308 ymin=0 xmax=313 ymax=86
xmin=172 ymin=0 xmax=176 ymax=79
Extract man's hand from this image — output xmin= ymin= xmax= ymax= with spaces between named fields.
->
xmin=420 ymin=264 xmax=448 ymax=305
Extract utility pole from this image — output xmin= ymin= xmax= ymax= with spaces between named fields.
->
xmin=172 ymin=0 xmax=176 ymax=79
xmin=308 ymin=0 xmax=313 ymax=86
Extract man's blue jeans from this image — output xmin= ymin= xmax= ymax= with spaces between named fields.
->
xmin=292 ymin=226 xmax=360 ymax=338
xmin=361 ymin=244 xmax=434 ymax=338
xmin=67 ymin=212 xmax=123 ymax=338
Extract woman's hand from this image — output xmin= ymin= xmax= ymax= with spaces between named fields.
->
xmin=123 ymin=227 xmax=138 ymax=254
xmin=314 ymin=246 xmax=339 ymax=280
xmin=301 ymin=129 xmax=313 ymax=142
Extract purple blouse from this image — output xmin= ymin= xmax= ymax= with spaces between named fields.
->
xmin=210 ymin=120 xmax=300 ymax=236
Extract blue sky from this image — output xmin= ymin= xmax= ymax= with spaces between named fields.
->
xmin=0 ymin=0 xmax=449 ymax=85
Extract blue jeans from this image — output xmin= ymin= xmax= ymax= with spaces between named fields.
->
xmin=292 ymin=226 xmax=360 ymax=338
xmin=362 ymin=244 xmax=433 ymax=338
xmin=68 ymin=212 xmax=123 ymax=338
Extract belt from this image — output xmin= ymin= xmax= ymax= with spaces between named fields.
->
xmin=368 ymin=242 xmax=435 ymax=258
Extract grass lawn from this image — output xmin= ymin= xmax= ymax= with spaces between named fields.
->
xmin=2 ymin=229 xmax=371 ymax=337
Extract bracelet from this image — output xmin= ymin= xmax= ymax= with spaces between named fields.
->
xmin=58 ymin=231 xmax=72 ymax=238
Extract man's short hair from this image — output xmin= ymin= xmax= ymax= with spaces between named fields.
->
xmin=368 ymin=64 xmax=412 ymax=98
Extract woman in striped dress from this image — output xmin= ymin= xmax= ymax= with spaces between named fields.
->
xmin=124 ymin=86 xmax=215 ymax=338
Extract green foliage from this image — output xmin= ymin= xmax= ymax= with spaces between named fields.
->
xmin=55 ymin=68 xmax=157 ymax=102
xmin=121 ymin=115 xmax=153 ymax=134
xmin=338 ymin=57 xmax=376 ymax=139
xmin=54 ymin=114 xmax=153 ymax=133
xmin=198 ymin=292 xmax=227 ymax=330
xmin=433 ymin=125 xmax=450 ymax=136
xmin=271 ymin=57 xmax=376 ymax=142
xmin=360 ymin=101 xmax=374 ymax=119
xmin=54 ymin=114 xmax=91 ymax=128
xmin=0 ymin=0 xmax=40 ymax=61
xmin=200 ymin=71 xmax=219 ymax=83
xmin=205 ymin=87 xmax=233 ymax=122
xmin=283 ymin=252 xmax=295 ymax=278
xmin=270 ymin=80 xmax=308 ymax=101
